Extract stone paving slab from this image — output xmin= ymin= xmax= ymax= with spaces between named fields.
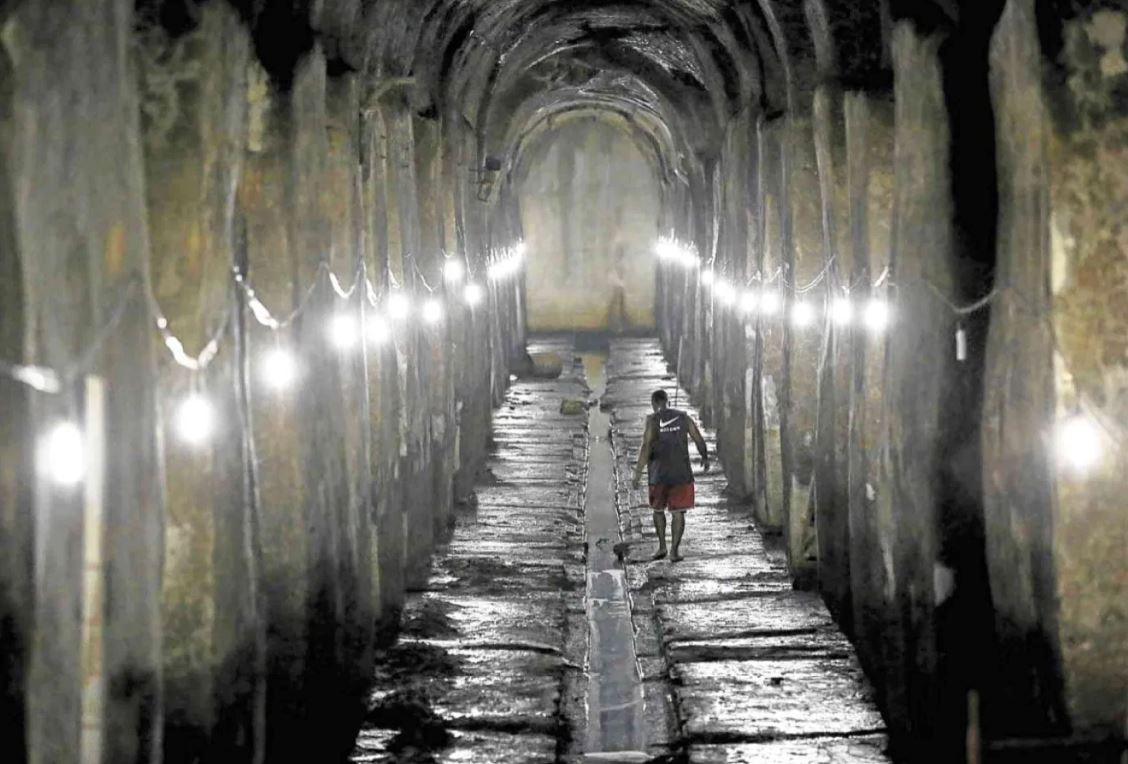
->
xmin=353 ymin=728 xmax=558 ymax=763
xmin=690 ymin=735 xmax=890 ymax=764
xmin=656 ymin=594 xmax=837 ymax=641
xmin=675 ymin=658 xmax=885 ymax=739
xmin=604 ymin=338 xmax=891 ymax=762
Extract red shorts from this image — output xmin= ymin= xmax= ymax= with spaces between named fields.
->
xmin=649 ymin=482 xmax=694 ymax=511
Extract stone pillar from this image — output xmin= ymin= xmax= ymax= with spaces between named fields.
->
xmin=843 ymin=90 xmax=896 ymax=698
xmin=811 ymin=85 xmax=853 ymax=626
xmin=713 ymin=113 xmax=754 ymax=496
xmin=325 ymin=69 xmax=376 ymax=716
xmin=386 ymin=106 xmax=434 ymax=588
xmin=6 ymin=1 xmax=164 ymax=761
xmin=0 ymin=37 xmax=32 ymax=764
xmin=783 ymin=112 xmax=824 ymax=586
xmin=985 ymin=0 xmax=1128 ymax=736
xmin=362 ymin=102 xmax=407 ymax=623
xmin=757 ymin=119 xmax=789 ymax=535
xmin=877 ymin=20 xmax=958 ymax=744
xmin=135 ymin=7 xmax=264 ymax=759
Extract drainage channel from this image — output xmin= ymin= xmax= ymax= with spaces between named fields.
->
xmin=581 ymin=352 xmax=649 ymax=761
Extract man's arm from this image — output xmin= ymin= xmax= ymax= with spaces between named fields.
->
xmin=686 ymin=416 xmax=709 ymax=471
xmin=632 ymin=415 xmax=655 ymax=488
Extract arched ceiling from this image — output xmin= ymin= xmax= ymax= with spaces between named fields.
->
xmin=345 ymin=0 xmax=891 ymax=182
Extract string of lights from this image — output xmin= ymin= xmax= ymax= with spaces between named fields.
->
xmin=656 ymin=236 xmax=893 ymax=332
xmin=654 ymin=235 xmax=1122 ymax=476
xmin=2 ymin=243 xmax=527 ymax=486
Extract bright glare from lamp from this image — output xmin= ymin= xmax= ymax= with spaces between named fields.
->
xmin=39 ymin=422 xmax=85 ymax=488
xmin=760 ymin=291 xmax=781 ymax=315
xmin=740 ymin=290 xmax=759 ymax=314
xmin=715 ymin=280 xmax=737 ymax=306
xmin=700 ymin=270 xmax=715 ymax=287
xmin=832 ymin=297 xmax=854 ymax=325
xmin=177 ymin=394 xmax=215 ymax=446
xmin=261 ymin=347 xmax=297 ymax=390
xmin=792 ymin=301 xmax=814 ymax=327
xmin=1057 ymin=415 xmax=1103 ymax=474
xmin=387 ymin=292 xmax=410 ymax=321
xmin=863 ymin=299 xmax=890 ymax=332
xmin=329 ymin=313 xmax=359 ymax=349
xmin=464 ymin=282 xmax=484 ymax=306
xmin=443 ymin=259 xmax=465 ymax=283
xmin=421 ymin=298 xmax=444 ymax=325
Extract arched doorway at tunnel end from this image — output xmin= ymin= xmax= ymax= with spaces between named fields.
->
xmin=516 ymin=118 xmax=660 ymax=334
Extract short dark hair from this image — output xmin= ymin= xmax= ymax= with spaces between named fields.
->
xmin=651 ymin=389 xmax=668 ymax=405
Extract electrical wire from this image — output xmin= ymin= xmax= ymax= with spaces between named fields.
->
xmin=0 ymin=275 xmax=141 ymax=393
xmin=1 ymin=243 xmax=523 ymax=400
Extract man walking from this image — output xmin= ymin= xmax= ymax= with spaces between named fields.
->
xmin=631 ymin=389 xmax=709 ymax=561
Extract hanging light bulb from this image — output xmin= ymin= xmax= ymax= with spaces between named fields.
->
xmin=261 ymin=347 xmax=298 ymax=390
xmin=176 ymin=394 xmax=214 ymax=446
xmin=740 ymin=289 xmax=759 ymax=314
xmin=863 ymin=298 xmax=890 ymax=332
xmin=421 ymin=298 xmax=444 ymax=325
xmin=367 ymin=313 xmax=391 ymax=345
xmin=715 ymin=280 xmax=737 ymax=306
xmin=387 ymin=292 xmax=410 ymax=321
xmin=791 ymin=301 xmax=814 ymax=327
xmin=1057 ymin=414 xmax=1103 ymax=474
xmin=464 ymin=282 xmax=484 ymax=306
xmin=442 ymin=259 xmax=465 ymax=284
xmin=760 ymin=291 xmax=781 ymax=315
xmin=832 ymin=296 xmax=854 ymax=326
xmin=39 ymin=421 xmax=85 ymax=487
xmin=329 ymin=313 xmax=359 ymax=349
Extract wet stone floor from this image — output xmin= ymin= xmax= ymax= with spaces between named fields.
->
xmin=351 ymin=336 xmax=889 ymax=763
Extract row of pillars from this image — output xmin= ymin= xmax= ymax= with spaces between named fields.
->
xmin=0 ymin=2 xmax=526 ymax=763
xmin=658 ymin=4 xmax=1126 ymax=759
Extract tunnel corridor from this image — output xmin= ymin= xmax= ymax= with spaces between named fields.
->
xmin=1 ymin=1 xmax=1127 ymax=763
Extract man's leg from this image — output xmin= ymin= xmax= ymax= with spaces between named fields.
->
xmin=648 ymin=485 xmax=668 ymax=560
xmin=651 ymin=510 xmax=667 ymax=560
xmin=670 ymin=510 xmax=686 ymax=562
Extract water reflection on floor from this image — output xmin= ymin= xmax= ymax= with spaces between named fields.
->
xmin=581 ymin=352 xmax=648 ymax=759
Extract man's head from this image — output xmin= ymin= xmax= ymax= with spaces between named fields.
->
xmin=651 ymin=389 xmax=668 ymax=412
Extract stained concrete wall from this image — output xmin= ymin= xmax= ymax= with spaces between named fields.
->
xmin=656 ymin=4 xmax=1127 ymax=757
xmin=518 ymin=120 xmax=658 ymax=333
xmin=0 ymin=2 xmax=524 ymax=762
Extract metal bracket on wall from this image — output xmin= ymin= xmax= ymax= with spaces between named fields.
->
xmin=473 ymin=156 xmax=503 ymax=202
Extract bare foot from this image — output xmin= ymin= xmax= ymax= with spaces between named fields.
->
xmin=670 ymin=551 xmax=684 ymax=562
xmin=650 ymin=549 xmax=668 ymax=561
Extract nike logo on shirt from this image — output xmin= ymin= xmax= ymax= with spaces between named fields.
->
xmin=660 ymin=418 xmax=679 ymax=428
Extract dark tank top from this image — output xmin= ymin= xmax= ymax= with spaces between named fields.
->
xmin=647 ymin=408 xmax=693 ymax=486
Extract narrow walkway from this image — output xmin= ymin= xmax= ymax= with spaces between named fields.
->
xmin=602 ymin=337 xmax=890 ymax=763
xmin=351 ymin=337 xmax=589 ymax=762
